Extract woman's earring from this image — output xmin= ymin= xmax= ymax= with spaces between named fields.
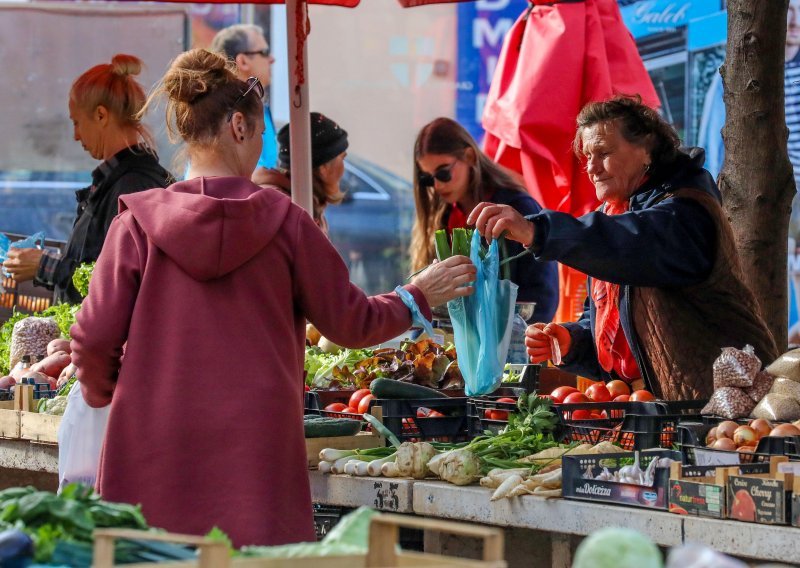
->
xmin=240 ymin=136 xmax=244 ymax=141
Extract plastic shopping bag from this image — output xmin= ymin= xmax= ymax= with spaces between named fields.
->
xmin=448 ymin=230 xmax=518 ymax=396
xmin=57 ymin=383 xmax=110 ymax=492
xmin=0 ymin=231 xmax=45 ymax=277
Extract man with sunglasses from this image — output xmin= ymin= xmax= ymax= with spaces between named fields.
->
xmin=211 ymin=24 xmax=278 ymax=170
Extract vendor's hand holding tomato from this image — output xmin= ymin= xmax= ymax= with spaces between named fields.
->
xmin=525 ymin=323 xmax=571 ymax=364
xmin=411 ymin=255 xmax=477 ymax=307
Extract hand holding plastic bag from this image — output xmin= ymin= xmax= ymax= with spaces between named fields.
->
xmin=57 ymin=383 xmax=110 ymax=492
xmin=448 ymin=230 xmax=517 ymax=396
xmin=0 ymin=231 xmax=45 ymax=278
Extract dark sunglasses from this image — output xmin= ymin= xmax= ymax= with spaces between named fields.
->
xmin=418 ymin=161 xmax=457 ymax=187
xmin=241 ymin=48 xmax=271 ymax=58
xmin=227 ymin=76 xmax=264 ymax=122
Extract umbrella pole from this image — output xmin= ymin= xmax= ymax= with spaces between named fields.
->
xmin=286 ymin=0 xmax=314 ymax=215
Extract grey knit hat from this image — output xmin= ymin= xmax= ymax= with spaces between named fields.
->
xmin=277 ymin=112 xmax=349 ymax=169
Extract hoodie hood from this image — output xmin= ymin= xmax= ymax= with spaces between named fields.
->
xmin=120 ymin=177 xmax=291 ymax=281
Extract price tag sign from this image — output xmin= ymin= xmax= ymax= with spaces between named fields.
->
xmin=694 ymin=448 xmax=740 ymax=466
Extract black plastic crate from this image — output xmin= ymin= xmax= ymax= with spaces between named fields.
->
xmin=305 ymin=390 xmax=366 ymax=422
xmin=499 ymin=364 xmax=541 ymax=393
xmin=369 ymin=397 xmax=469 ymax=443
xmin=312 ymin=503 xmax=352 ymax=540
xmin=468 ymin=395 xmax=522 ymax=436
xmin=677 ymin=422 xmax=787 ymax=465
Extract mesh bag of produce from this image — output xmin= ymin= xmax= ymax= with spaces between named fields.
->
xmin=712 ymin=345 xmax=760 ymax=389
xmin=9 ymin=317 xmax=61 ymax=370
xmin=744 ymin=371 xmax=774 ymax=403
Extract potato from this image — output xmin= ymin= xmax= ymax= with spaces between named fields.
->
xmin=30 ymin=352 xmax=71 ymax=379
xmin=47 ymin=338 xmax=71 ymax=356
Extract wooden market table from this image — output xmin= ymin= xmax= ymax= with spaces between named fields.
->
xmin=309 ymin=470 xmax=800 ymax=567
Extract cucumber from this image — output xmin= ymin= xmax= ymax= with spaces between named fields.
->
xmin=369 ymin=378 xmax=448 ymax=400
xmin=304 ymin=417 xmax=362 ymax=438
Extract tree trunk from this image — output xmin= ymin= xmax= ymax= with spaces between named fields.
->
xmin=719 ymin=0 xmax=795 ymax=352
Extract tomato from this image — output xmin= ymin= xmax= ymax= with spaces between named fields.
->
xmin=357 ymin=394 xmax=375 ymax=414
xmin=489 ymin=409 xmax=509 ymax=420
xmin=589 ymin=411 xmax=603 ymax=420
xmin=571 ymin=409 xmax=592 ymax=420
xmin=484 ymin=409 xmax=493 ymax=419
xmin=304 ymin=384 xmax=310 ymax=392
xmin=324 ymin=402 xmax=348 ymax=412
xmin=417 ymin=407 xmax=445 ymax=418
xmin=346 ymin=407 xmax=358 ymax=414
xmin=349 ymin=388 xmax=372 ymax=411
xmin=550 ymin=386 xmax=580 ymax=404
xmin=606 ymin=380 xmax=630 ymax=399
xmin=630 ymin=390 xmax=656 ymax=402
xmin=613 ymin=394 xmax=630 ymax=402
xmin=585 ymin=383 xmax=612 ymax=403
xmin=496 ymin=397 xmax=517 ymax=405
xmin=563 ymin=392 xmax=590 ymax=404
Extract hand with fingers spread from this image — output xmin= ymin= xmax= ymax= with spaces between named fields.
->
xmin=467 ymin=202 xmax=535 ymax=247
xmin=525 ymin=322 xmax=572 ymax=364
xmin=411 ymin=255 xmax=476 ymax=307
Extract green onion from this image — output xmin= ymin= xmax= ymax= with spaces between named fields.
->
xmin=434 ymin=229 xmax=451 ymax=261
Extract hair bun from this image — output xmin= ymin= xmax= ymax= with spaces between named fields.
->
xmin=110 ymin=54 xmax=143 ymax=77
xmin=162 ymin=49 xmax=235 ymax=105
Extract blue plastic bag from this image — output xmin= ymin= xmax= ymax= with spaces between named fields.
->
xmin=0 ymin=232 xmax=45 ymax=277
xmin=448 ymin=230 xmax=518 ymax=396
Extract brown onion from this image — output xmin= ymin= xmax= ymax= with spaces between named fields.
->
xmin=749 ymin=418 xmax=773 ymax=439
xmin=733 ymin=426 xmax=758 ymax=447
xmin=713 ymin=438 xmax=737 ymax=451
xmin=705 ymin=427 xmax=718 ymax=446
xmin=769 ymin=423 xmax=800 ymax=437
xmin=716 ymin=420 xmax=739 ymax=440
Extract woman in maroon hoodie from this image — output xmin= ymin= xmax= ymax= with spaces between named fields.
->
xmin=69 ymin=49 xmax=475 ymax=547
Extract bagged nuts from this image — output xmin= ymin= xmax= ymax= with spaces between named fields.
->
xmin=701 ymin=387 xmax=756 ymax=419
xmin=713 ymin=345 xmax=760 ymax=389
xmin=744 ymin=371 xmax=775 ymax=403
xmin=9 ymin=317 xmax=61 ymax=371
xmin=751 ymin=393 xmax=800 ymax=421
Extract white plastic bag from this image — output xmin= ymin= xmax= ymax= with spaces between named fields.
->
xmin=57 ymin=383 xmax=110 ymax=492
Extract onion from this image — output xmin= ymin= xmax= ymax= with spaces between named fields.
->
xmin=716 ymin=421 xmax=739 ymax=440
xmin=733 ymin=426 xmax=758 ymax=447
xmin=749 ymin=418 xmax=772 ymax=439
xmin=769 ymin=423 xmax=800 ymax=437
xmin=713 ymin=438 xmax=737 ymax=451
xmin=705 ymin=427 xmax=718 ymax=446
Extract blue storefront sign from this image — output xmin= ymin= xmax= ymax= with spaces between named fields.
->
xmin=620 ymin=0 xmax=720 ymax=39
xmin=456 ymin=0 xmax=528 ymax=143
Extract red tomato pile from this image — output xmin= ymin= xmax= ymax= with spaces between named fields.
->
xmin=483 ymin=397 xmax=516 ymax=421
xmin=548 ymin=382 xmax=656 ymax=420
xmin=322 ymin=388 xmax=375 ymax=415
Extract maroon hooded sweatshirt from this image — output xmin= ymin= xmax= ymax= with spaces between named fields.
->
xmin=70 ymin=177 xmax=429 ymax=547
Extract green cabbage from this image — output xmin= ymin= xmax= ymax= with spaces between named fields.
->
xmin=573 ymin=527 xmax=663 ymax=568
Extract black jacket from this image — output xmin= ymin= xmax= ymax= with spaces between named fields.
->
xmin=529 ymin=148 xmax=718 ymax=387
xmin=444 ymin=187 xmax=559 ymax=323
xmin=44 ymin=147 xmax=172 ymax=304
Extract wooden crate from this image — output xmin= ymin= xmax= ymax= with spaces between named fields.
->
xmin=93 ymin=513 xmax=506 ymax=567
xmin=20 ymin=411 xmax=61 ymax=444
xmin=0 ymin=408 xmax=20 ymax=439
xmin=306 ymin=432 xmax=381 ymax=468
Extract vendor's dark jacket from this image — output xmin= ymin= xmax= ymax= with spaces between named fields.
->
xmin=444 ymin=187 xmax=559 ymax=323
xmin=41 ymin=146 xmax=172 ymax=304
xmin=530 ymin=148 xmax=778 ymax=400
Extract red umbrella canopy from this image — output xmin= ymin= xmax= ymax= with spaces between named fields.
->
xmin=159 ymin=0 xmax=360 ymax=4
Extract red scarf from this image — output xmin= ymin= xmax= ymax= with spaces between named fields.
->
xmin=591 ymin=201 xmax=641 ymax=382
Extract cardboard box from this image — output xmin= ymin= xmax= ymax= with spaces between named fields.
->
xmin=725 ymin=457 xmax=793 ymax=525
xmin=562 ymin=449 xmax=679 ymax=511
xmin=668 ymin=461 xmax=773 ymax=519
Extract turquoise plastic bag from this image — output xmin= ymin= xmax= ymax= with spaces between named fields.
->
xmin=448 ymin=230 xmax=518 ymax=396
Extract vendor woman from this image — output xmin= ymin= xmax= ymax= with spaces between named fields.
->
xmin=469 ymin=95 xmax=779 ymax=400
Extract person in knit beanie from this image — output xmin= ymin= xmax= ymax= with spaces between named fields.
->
xmin=252 ymin=112 xmax=349 ymax=234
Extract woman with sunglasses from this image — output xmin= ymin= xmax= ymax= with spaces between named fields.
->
xmin=410 ymin=117 xmax=559 ymax=323
xmin=68 ymin=49 xmax=476 ymax=548
xmin=2 ymin=54 xmax=172 ymax=303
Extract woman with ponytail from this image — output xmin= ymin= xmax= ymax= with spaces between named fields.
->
xmin=3 ymin=54 xmax=173 ymax=303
